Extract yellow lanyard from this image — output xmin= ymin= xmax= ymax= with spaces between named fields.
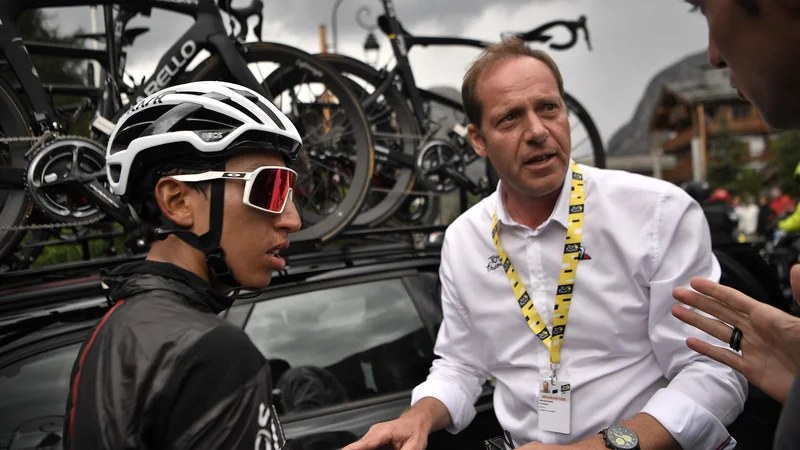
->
xmin=491 ymin=160 xmax=585 ymax=374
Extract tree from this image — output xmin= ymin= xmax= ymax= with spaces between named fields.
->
xmin=707 ymin=115 xmax=750 ymax=191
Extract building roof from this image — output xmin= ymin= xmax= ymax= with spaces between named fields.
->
xmin=664 ymin=68 xmax=739 ymax=104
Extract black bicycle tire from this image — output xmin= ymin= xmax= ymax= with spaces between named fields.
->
xmin=316 ymin=53 xmax=419 ymax=227
xmin=185 ymin=42 xmax=375 ymax=243
xmin=0 ymin=75 xmax=34 ymax=266
xmin=563 ymin=91 xmax=605 ymax=169
xmin=484 ymin=91 xmax=606 ymax=191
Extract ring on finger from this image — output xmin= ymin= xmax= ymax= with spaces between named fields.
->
xmin=729 ymin=327 xmax=743 ymax=352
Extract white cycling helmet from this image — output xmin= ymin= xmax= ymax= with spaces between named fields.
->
xmin=106 ymin=80 xmax=302 ymax=197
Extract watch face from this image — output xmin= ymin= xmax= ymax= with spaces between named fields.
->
xmin=606 ymin=425 xmax=639 ymax=449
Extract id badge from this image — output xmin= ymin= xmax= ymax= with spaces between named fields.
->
xmin=538 ymin=379 xmax=571 ymax=434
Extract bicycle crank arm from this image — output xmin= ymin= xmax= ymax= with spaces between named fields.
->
xmin=442 ymin=166 xmax=484 ymax=195
xmin=72 ymin=179 xmax=138 ymax=228
xmin=0 ymin=166 xmax=26 ymax=188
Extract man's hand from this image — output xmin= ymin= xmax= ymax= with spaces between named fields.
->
xmin=672 ymin=266 xmax=800 ymax=403
xmin=342 ymin=398 xmax=451 ymax=450
xmin=342 ymin=415 xmax=429 ymax=450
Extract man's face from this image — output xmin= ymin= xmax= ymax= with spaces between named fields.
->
xmin=688 ymin=0 xmax=800 ymax=129
xmin=195 ymin=150 xmax=302 ymax=288
xmin=468 ymin=56 xmax=571 ymax=201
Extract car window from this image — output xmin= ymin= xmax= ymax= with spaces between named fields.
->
xmin=241 ymin=277 xmax=435 ymax=416
xmin=0 ymin=342 xmax=81 ymax=450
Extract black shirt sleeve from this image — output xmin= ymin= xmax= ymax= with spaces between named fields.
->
xmin=157 ymin=325 xmax=278 ymax=450
xmin=774 ymin=373 xmax=800 ymax=450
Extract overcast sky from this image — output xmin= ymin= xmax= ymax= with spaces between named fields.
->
xmin=45 ymin=0 xmax=708 ymax=146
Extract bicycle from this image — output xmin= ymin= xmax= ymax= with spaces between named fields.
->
xmin=316 ymin=0 xmax=605 ymax=227
xmin=0 ymin=0 xmax=376 ymax=269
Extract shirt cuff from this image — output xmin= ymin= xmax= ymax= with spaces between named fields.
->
xmin=640 ymin=388 xmax=736 ymax=450
xmin=411 ymin=378 xmax=477 ymax=434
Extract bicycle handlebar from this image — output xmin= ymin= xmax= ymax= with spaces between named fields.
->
xmin=218 ymin=0 xmax=265 ymax=41
xmin=509 ymin=15 xmax=592 ymax=52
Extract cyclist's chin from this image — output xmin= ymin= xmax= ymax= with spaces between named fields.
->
xmin=233 ymin=268 xmax=273 ymax=290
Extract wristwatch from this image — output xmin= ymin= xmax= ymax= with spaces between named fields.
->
xmin=600 ymin=425 xmax=640 ymax=450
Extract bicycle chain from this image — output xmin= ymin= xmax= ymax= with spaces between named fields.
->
xmin=0 ymin=215 xmax=105 ymax=232
xmin=0 ymin=134 xmax=108 ymax=232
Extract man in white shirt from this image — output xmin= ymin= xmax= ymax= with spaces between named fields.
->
xmin=344 ymin=38 xmax=746 ymax=450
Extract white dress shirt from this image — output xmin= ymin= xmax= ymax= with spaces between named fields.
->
xmin=411 ymin=164 xmax=747 ymax=449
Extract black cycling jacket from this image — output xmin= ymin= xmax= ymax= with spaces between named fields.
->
xmin=62 ymin=260 xmax=283 ymax=450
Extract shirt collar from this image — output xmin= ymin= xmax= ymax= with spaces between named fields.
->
xmin=494 ymin=163 xmax=574 ymax=230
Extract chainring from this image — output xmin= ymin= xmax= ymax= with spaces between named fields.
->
xmin=26 ymin=137 xmax=108 ymax=224
xmin=414 ymin=139 xmax=465 ymax=193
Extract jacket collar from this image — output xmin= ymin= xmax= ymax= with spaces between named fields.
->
xmin=100 ymin=260 xmax=234 ymax=314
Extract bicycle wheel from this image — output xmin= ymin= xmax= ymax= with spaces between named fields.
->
xmin=316 ymin=53 xmax=419 ymax=227
xmin=186 ymin=43 xmax=374 ymax=243
xmin=486 ymin=90 xmax=605 ymax=190
xmin=0 ymin=75 xmax=34 ymax=266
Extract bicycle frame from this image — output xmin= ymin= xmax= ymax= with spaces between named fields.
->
xmin=374 ymin=0 xmax=588 ymax=133
xmin=376 ymin=0 xmax=493 ymax=128
xmin=0 ymin=0 xmax=268 ymax=133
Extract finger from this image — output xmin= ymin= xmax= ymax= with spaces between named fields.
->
xmin=686 ymin=337 xmax=744 ymax=373
xmin=672 ymin=286 xmax=747 ymax=328
xmin=671 ymin=304 xmax=737 ymax=345
xmin=342 ymin=431 xmax=391 ymax=450
xmin=688 ymin=277 xmax=759 ymax=315
xmin=791 ymin=264 xmax=800 ymax=307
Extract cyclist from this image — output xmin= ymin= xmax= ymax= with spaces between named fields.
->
xmin=63 ymin=81 xmax=302 ymax=449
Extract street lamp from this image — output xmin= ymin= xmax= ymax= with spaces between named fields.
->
xmin=363 ymin=31 xmax=380 ymax=66
xmin=331 ymin=0 xmax=380 ymax=55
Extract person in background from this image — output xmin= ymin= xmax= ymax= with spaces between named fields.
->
xmin=704 ymin=188 xmax=739 ymax=246
xmin=770 ymin=186 xmax=796 ymax=218
xmin=734 ymin=194 xmax=760 ymax=241
xmin=757 ymin=192 xmax=775 ymax=238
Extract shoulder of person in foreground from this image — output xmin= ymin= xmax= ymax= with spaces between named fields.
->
xmin=159 ymin=323 xmax=277 ymax=450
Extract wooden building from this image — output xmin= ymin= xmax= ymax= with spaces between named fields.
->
xmin=649 ymin=68 xmax=774 ymax=184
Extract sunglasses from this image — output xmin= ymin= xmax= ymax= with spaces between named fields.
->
xmin=170 ymin=166 xmax=297 ymax=214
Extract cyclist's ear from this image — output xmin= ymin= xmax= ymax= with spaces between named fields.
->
xmin=468 ymin=123 xmax=488 ymax=158
xmin=152 ymin=177 xmax=206 ymax=230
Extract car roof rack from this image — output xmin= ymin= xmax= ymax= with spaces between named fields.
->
xmin=0 ymin=224 xmax=447 ymax=306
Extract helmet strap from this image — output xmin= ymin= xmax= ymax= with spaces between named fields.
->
xmin=154 ymin=179 xmax=241 ymax=288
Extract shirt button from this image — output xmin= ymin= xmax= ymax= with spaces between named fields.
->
xmin=533 ymin=281 xmax=542 ymax=290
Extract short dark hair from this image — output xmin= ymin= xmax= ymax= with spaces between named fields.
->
xmin=136 ymin=162 xmax=219 ymax=229
xmin=461 ymin=37 xmax=565 ymax=127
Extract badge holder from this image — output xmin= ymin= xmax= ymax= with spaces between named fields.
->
xmin=537 ymin=363 xmax=571 ymax=435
